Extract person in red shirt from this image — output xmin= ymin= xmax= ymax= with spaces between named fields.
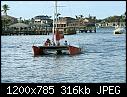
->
xmin=44 ymin=38 xmax=52 ymax=46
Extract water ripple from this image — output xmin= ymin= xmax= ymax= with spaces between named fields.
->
xmin=1 ymin=29 xmax=126 ymax=83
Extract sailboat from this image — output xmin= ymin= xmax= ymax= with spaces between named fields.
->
xmin=32 ymin=1 xmax=81 ymax=56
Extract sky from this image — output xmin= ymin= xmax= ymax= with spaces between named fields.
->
xmin=1 ymin=1 xmax=126 ymax=20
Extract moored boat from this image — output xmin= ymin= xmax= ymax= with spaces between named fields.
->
xmin=113 ymin=25 xmax=126 ymax=34
xmin=114 ymin=27 xmax=126 ymax=34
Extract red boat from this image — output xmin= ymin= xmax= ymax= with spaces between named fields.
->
xmin=32 ymin=45 xmax=81 ymax=56
xmin=32 ymin=1 xmax=81 ymax=56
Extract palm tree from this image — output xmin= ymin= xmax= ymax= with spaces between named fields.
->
xmin=124 ymin=11 xmax=126 ymax=19
xmin=2 ymin=4 xmax=10 ymax=16
xmin=78 ymin=15 xmax=84 ymax=25
xmin=79 ymin=15 xmax=83 ymax=19
xmin=1 ymin=4 xmax=10 ymax=31
xmin=75 ymin=15 xmax=78 ymax=19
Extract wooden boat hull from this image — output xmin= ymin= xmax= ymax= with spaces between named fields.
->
xmin=32 ymin=45 xmax=81 ymax=56
xmin=32 ymin=46 xmax=44 ymax=55
xmin=68 ymin=46 xmax=81 ymax=55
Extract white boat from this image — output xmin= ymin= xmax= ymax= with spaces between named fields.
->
xmin=113 ymin=25 xmax=126 ymax=34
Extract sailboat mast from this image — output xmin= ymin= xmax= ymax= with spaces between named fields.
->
xmin=52 ymin=1 xmax=57 ymax=43
xmin=55 ymin=1 xmax=57 ymax=30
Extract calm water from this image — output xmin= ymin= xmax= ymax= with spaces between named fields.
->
xmin=1 ymin=28 xmax=126 ymax=83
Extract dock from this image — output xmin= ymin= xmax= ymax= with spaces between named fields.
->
xmin=57 ymin=25 xmax=96 ymax=35
xmin=2 ymin=30 xmax=51 ymax=35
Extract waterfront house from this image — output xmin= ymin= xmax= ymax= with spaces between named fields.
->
xmin=55 ymin=16 xmax=96 ymax=34
xmin=96 ymin=15 xmax=126 ymax=28
xmin=9 ymin=23 xmax=29 ymax=34
xmin=97 ymin=21 xmax=126 ymax=28
xmin=32 ymin=15 xmax=53 ymax=34
xmin=55 ymin=17 xmax=77 ymax=34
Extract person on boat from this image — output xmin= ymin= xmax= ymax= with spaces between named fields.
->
xmin=64 ymin=40 xmax=68 ymax=46
xmin=52 ymin=41 xmax=56 ymax=46
xmin=44 ymin=38 xmax=52 ymax=46
xmin=56 ymin=41 xmax=60 ymax=46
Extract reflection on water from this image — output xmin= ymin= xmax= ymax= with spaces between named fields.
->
xmin=1 ymin=28 xmax=126 ymax=83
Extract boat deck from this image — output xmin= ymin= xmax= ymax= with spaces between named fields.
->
xmin=39 ymin=46 xmax=69 ymax=50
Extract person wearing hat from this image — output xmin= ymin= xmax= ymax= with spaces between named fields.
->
xmin=64 ymin=40 xmax=68 ymax=46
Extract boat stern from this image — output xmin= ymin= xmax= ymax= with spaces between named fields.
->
xmin=68 ymin=46 xmax=81 ymax=55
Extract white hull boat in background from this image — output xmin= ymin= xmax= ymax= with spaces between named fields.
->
xmin=113 ymin=25 xmax=126 ymax=34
